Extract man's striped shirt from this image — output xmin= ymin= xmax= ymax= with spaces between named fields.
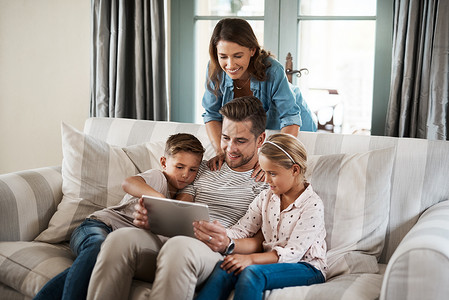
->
xmin=181 ymin=161 xmax=267 ymax=228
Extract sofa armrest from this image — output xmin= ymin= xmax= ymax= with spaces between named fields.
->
xmin=0 ymin=166 xmax=62 ymax=242
xmin=380 ymin=200 xmax=449 ymax=300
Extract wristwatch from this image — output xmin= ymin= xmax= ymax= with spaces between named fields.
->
xmin=224 ymin=237 xmax=235 ymax=255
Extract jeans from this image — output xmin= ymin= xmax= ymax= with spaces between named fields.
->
xmin=33 ymin=219 xmax=112 ymax=300
xmin=195 ymin=261 xmax=325 ymax=300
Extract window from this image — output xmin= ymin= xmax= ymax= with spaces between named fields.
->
xmin=170 ymin=0 xmax=392 ymax=135
xmin=295 ymin=0 xmax=377 ymax=133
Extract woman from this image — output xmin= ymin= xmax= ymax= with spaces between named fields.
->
xmin=202 ymin=18 xmax=317 ymax=165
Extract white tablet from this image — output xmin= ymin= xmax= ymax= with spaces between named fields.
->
xmin=142 ymin=195 xmax=210 ymax=238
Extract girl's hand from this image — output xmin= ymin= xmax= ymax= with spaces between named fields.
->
xmin=207 ymin=153 xmax=225 ymax=171
xmin=133 ymin=198 xmax=150 ymax=229
xmin=251 ymin=161 xmax=265 ymax=182
xmin=221 ymin=254 xmax=254 ymax=275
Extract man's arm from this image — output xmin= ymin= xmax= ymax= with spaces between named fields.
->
xmin=192 ymin=221 xmax=265 ymax=255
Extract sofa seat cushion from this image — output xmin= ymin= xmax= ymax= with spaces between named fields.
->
xmin=0 ymin=282 xmax=29 ymax=300
xmin=266 ymin=271 xmax=384 ymax=300
xmin=0 ymin=241 xmax=73 ymax=298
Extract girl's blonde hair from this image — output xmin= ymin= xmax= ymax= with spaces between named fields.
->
xmin=260 ymin=133 xmax=307 ymax=177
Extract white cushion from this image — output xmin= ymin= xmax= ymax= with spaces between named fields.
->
xmin=306 ymin=147 xmax=395 ymax=278
xmin=35 ymin=123 xmax=156 ymax=243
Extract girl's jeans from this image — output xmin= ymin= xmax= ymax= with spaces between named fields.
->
xmin=195 ymin=260 xmax=325 ymax=300
xmin=33 ymin=219 xmax=112 ymax=300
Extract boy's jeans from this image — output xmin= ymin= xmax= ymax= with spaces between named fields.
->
xmin=33 ymin=219 xmax=112 ymax=300
xmin=196 ymin=260 xmax=325 ymax=300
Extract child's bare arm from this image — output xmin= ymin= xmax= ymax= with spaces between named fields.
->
xmin=122 ymin=175 xmax=165 ymax=198
xmin=233 ymin=230 xmax=264 ymax=254
xmin=175 ymin=193 xmax=194 ymax=202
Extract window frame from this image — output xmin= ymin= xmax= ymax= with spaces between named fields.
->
xmin=169 ymin=0 xmax=393 ymax=135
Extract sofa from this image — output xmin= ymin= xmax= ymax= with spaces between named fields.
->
xmin=1 ymin=117 xmax=449 ymax=300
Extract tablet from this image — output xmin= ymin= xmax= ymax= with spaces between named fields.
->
xmin=142 ymin=195 xmax=210 ymax=238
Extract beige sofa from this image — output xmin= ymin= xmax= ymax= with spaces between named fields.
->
xmin=1 ymin=117 xmax=449 ymax=300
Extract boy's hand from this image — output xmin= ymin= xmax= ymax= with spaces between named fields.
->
xmin=193 ymin=220 xmax=228 ymax=253
xmin=133 ymin=198 xmax=150 ymax=229
xmin=221 ymin=254 xmax=254 ymax=275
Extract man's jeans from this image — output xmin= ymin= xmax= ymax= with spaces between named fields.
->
xmin=33 ymin=219 xmax=112 ymax=300
xmin=196 ymin=260 xmax=325 ymax=300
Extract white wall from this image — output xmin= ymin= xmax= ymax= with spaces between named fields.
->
xmin=0 ymin=0 xmax=90 ymax=173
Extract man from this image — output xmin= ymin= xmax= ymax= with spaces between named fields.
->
xmin=87 ymin=96 xmax=268 ymax=300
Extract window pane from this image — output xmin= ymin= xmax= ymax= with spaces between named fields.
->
xmin=196 ymin=0 xmax=264 ymax=16
xmin=195 ymin=20 xmax=264 ymax=123
xmin=296 ymin=20 xmax=375 ymax=133
xmin=299 ymin=0 xmax=376 ymax=16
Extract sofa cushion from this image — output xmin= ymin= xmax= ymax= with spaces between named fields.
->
xmin=0 ymin=241 xmax=73 ymax=298
xmin=266 ymin=272 xmax=384 ymax=300
xmin=35 ymin=123 xmax=160 ymax=243
xmin=306 ymin=147 xmax=395 ymax=278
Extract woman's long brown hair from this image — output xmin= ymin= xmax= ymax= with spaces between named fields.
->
xmin=207 ymin=18 xmax=272 ymax=97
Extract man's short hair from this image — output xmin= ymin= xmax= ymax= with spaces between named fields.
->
xmin=165 ymin=133 xmax=205 ymax=158
xmin=219 ymin=96 xmax=267 ymax=137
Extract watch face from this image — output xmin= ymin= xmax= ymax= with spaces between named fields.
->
xmin=226 ymin=240 xmax=235 ymax=255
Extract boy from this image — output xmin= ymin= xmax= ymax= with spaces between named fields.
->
xmin=34 ymin=133 xmax=204 ymax=300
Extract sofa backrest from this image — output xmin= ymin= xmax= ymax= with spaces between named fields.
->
xmin=84 ymin=117 xmax=449 ymax=264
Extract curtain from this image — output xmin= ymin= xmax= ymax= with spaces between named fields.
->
xmin=385 ymin=0 xmax=449 ymax=139
xmin=90 ymin=0 xmax=168 ymax=120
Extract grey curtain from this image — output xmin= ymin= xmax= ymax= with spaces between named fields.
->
xmin=90 ymin=0 xmax=168 ymax=120
xmin=385 ymin=0 xmax=449 ymax=139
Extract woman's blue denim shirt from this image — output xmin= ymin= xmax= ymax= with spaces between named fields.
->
xmin=202 ymin=57 xmax=317 ymax=131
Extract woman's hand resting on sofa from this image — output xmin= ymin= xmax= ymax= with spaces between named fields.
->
xmin=133 ymin=198 xmax=150 ymax=229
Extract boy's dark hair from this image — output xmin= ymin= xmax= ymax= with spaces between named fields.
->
xmin=219 ymin=96 xmax=267 ymax=137
xmin=165 ymin=133 xmax=205 ymax=157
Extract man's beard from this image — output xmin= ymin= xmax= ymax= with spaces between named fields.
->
xmin=225 ymin=150 xmax=256 ymax=169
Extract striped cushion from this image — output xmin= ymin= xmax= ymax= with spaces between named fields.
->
xmin=296 ymin=131 xmax=449 ymax=265
xmin=122 ymin=141 xmax=164 ymax=173
xmin=266 ymin=271 xmax=385 ymax=300
xmin=0 ymin=282 xmax=32 ymax=300
xmin=307 ymin=147 xmax=395 ymax=278
xmin=35 ymin=123 xmax=151 ymax=243
xmin=380 ymin=200 xmax=449 ymax=300
xmin=0 ymin=167 xmax=62 ymax=242
xmin=0 ymin=241 xmax=73 ymax=298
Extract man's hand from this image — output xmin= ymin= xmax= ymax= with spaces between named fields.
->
xmin=221 ymin=254 xmax=254 ymax=275
xmin=193 ymin=220 xmax=229 ymax=253
xmin=133 ymin=198 xmax=150 ymax=229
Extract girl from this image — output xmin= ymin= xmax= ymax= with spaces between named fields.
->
xmin=195 ymin=133 xmax=327 ymax=300
xmin=203 ymin=18 xmax=317 ymax=169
